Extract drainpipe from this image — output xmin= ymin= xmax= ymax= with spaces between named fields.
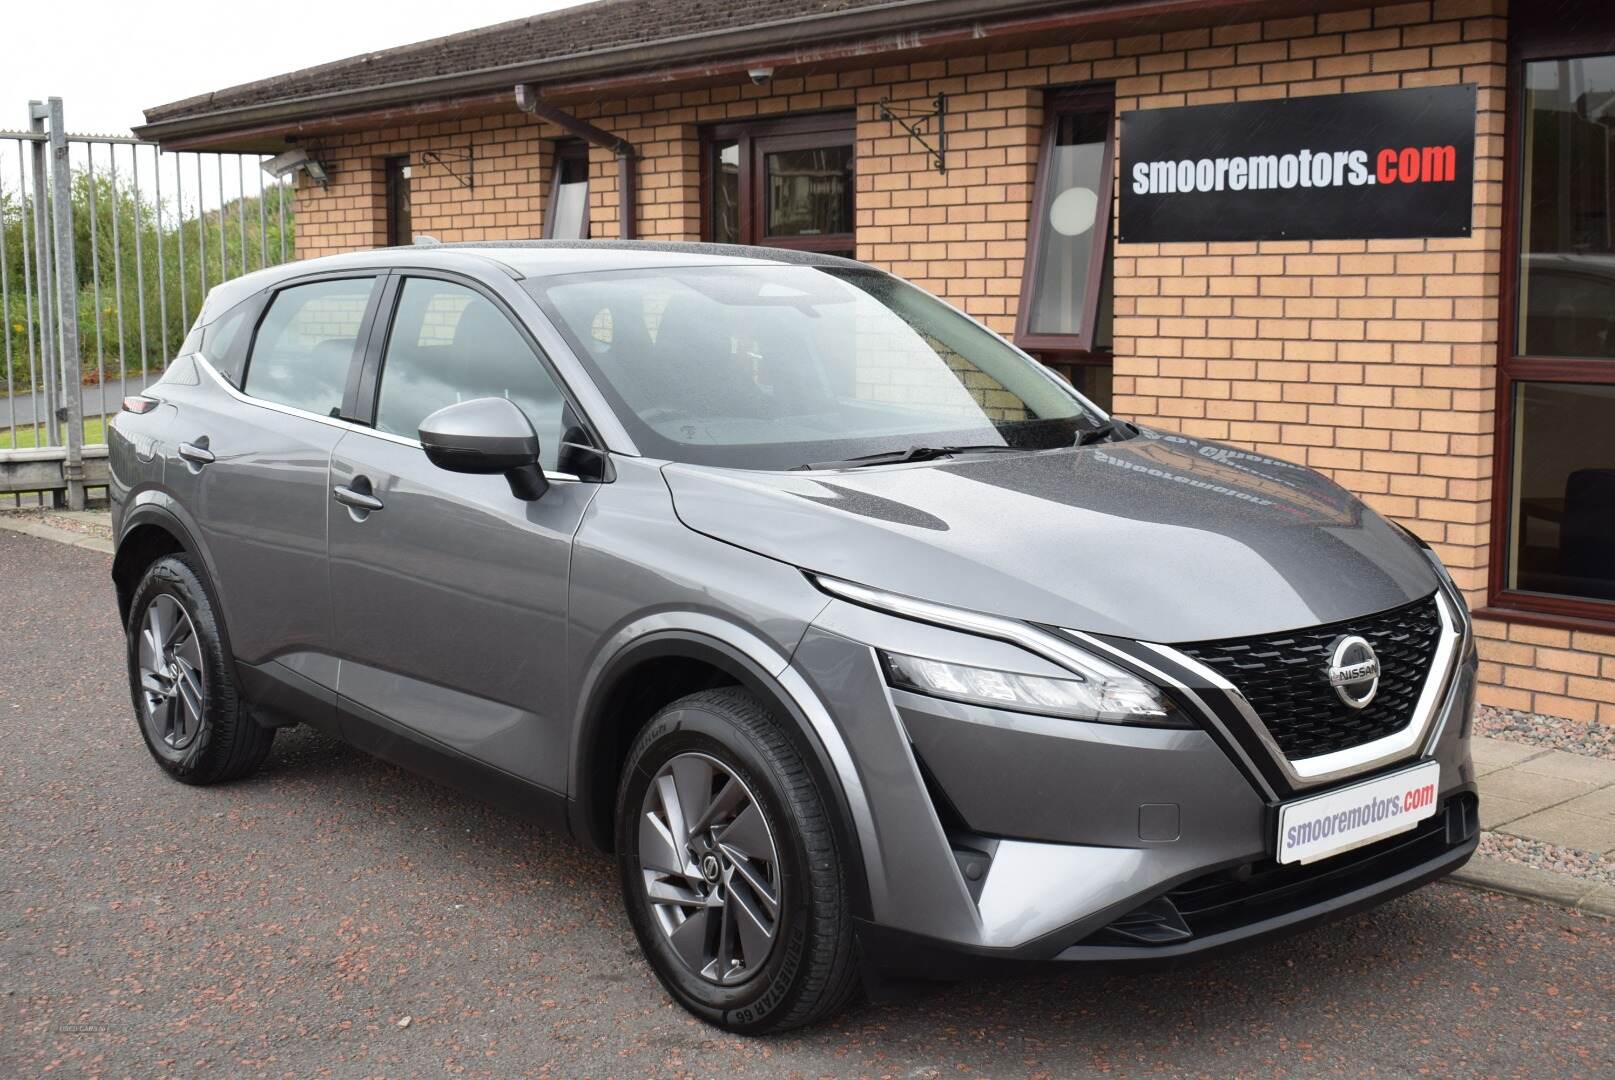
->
xmin=514 ymin=84 xmax=637 ymax=240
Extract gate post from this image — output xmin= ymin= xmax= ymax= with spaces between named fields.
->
xmin=27 ymin=102 xmax=59 ymax=459
xmin=46 ymin=98 xmax=85 ymax=510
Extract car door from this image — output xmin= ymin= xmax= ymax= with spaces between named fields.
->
xmin=327 ymin=271 xmax=602 ymax=795
xmin=171 ymin=273 xmax=382 ymax=707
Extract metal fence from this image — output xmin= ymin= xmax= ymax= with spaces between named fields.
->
xmin=1 ymin=97 xmax=295 ymax=507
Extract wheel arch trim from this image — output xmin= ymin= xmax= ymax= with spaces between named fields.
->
xmin=115 ymin=494 xmax=236 ymax=661
xmin=570 ymin=620 xmax=876 ymax=920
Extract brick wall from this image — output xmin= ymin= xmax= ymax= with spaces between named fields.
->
xmin=293 ymin=115 xmax=551 ymax=258
xmin=1092 ymin=0 xmax=1601 ymax=722
xmin=285 ymin=0 xmax=1614 ymax=724
xmin=1107 ymin=0 xmax=1507 ymax=609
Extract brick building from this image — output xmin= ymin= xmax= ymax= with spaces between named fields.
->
xmin=137 ymin=0 xmax=1615 ymax=724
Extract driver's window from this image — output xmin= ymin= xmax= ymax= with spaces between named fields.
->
xmin=375 ymin=278 xmax=567 ymax=470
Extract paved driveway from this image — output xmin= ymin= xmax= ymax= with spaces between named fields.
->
xmin=2 ymin=529 xmax=1612 ymax=1079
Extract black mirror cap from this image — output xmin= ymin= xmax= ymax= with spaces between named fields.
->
xmin=557 ymin=423 xmax=610 ymax=481
xmin=419 ymin=397 xmax=540 ymax=475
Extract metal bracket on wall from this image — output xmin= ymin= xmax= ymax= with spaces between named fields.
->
xmin=877 ymin=93 xmax=947 ymax=174
xmin=421 ymin=146 xmax=474 ymax=192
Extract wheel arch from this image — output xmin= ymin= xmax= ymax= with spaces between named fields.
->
xmin=113 ymin=499 xmax=235 ymax=662
xmin=571 ymin=629 xmax=872 ymax=921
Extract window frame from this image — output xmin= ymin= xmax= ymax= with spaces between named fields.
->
xmin=1014 ymin=86 xmax=1117 ymax=358
xmin=699 ymin=113 xmax=856 ymax=255
xmin=1487 ymin=12 xmax=1615 ymax=627
xmin=238 ymin=272 xmax=386 ymax=422
xmin=543 ymin=139 xmax=591 ymax=240
xmin=352 ymin=268 xmax=605 ymax=475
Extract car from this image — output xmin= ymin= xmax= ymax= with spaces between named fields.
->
xmin=107 ymin=240 xmax=1480 ymax=1033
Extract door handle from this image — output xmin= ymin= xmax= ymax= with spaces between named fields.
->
xmin=178 ymin=440 xmax=214 ymax=465
xmin=332 ymin=484 xmax=384 ymax=513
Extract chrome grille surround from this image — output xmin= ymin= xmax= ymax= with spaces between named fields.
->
xmin=1139 ymin=590 xmax=1463 ymax=789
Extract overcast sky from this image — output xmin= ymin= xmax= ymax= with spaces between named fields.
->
xmin=1 ymin=0 xmax=591 ymax=136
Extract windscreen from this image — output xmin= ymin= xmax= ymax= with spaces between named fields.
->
xmin=527 ymin=265 xmax=1101 ymax=470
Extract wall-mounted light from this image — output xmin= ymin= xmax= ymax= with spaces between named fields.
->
xmin=261 ymin=148 xmax=330 ymax=187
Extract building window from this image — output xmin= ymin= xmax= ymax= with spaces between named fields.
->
xmin=1016 ymin=87 xmax=1115 ymax=410
xmin=385 ymin=156 xmax=412 ymax=246
xmin=1496 ymin=31 xmax=1615 ymax=620
xmin=546 ymin=140 xmax=590 ymax=239
xmin=703 ymin=115 xmax=855 ymax=257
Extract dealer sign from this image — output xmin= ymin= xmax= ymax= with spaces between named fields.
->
xmin=1119 ymin=84 xmax=1476 ymax=243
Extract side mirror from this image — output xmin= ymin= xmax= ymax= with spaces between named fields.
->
xmin=418 ymin=397 xmax=548 ymax=501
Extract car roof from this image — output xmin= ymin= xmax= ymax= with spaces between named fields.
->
xmin=196 ymin=240 xmax=870 ymax=323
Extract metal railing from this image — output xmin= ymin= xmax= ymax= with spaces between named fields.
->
xmin=1 ymin=97 xmax=295 ymax=506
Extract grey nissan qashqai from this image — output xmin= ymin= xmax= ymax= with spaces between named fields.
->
xmin=109 ymin=240 xmax=1479 ymax=1033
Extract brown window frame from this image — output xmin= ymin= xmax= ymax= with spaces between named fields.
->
xmin=1014 ymin=86 xmax=1116 ymax=358
xmin=699 ymin=113 xmax=856 ymax=254
xmin=1486 ymin=10 xmax=1615 ymax=628
xmin=384 ymin=155 xmax=412 ymax=247
xmin=544 ymin=139 xmax=591 ymax=240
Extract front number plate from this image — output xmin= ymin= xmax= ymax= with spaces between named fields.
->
xmin=1277 ymin=760 xmax=1442 ymax=865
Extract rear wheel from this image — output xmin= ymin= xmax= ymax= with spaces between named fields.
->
xmin=126 ymin=554 xmax=273 ymax=784
xmin=615 ymin=687 xmax=859 ymax=1033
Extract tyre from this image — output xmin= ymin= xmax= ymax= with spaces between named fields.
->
xmin=615 ymin=687 xmax=859 ymax=1033
xmin=125 ymin=553 xmax=273 ymax=784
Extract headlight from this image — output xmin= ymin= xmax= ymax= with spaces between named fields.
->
xmin=813 ymin=573 xmax=1188 ymax=727
xmin=1399 ymin=524 xmax=1472 ymax=637
xmin=881 ymin=649 xmax=1182 ymax=725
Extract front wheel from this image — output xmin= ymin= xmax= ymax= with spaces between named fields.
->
xmin=615 ymin=687 xmax=859 ymax=1033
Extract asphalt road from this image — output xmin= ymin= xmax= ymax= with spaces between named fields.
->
xmin=2 ymin=528 xmax=1612 ymax=1079
xmin=1 ymin=375 xmax=154 ymax=434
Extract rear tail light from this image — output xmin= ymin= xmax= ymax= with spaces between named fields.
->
xmin=121 ymin=396 xmax=159 ymax=415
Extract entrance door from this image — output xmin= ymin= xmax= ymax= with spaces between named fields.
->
xmin=706 ymin=115 xmax=856 ymax=258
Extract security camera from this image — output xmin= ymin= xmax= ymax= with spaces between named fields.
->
xmin=748 ymin=66 xmax=774 ymax=86
xmin=261 ymin=148 xmax=330 ymax=186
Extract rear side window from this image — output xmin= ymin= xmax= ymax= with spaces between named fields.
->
xmin=244 ymin=278 xmax=375 ymax=416
xmin=177 ymin=324 xmax=205 ymax=357
xmin=374 ymin=278 xmax=569 ymax=469
xmin=200 ymin=301 xmax=257 ymax=386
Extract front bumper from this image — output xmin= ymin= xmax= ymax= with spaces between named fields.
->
xmin=794 ymin=594 xmax=1480 ymax=976
xmin=855 ymin=795 xmax=1477 ymax=980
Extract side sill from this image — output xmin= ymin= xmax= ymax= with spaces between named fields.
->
xmin=337 ymin=695 xmax=572 ymax=835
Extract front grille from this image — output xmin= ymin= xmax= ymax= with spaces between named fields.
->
xmin=1178 ymin=596 xmax=1442 ymax=761
xmin=1080 ymin=794 xmax=1477 ymax=948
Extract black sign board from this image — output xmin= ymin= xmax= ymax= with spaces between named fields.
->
xmin=1118 ymin=84 xmax=1476 ymax=243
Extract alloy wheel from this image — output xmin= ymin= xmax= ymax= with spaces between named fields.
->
xmin=137 ymin=594 xmax=205 ymax=752
xmin=637 ymin=751 xmax=781 ymax=985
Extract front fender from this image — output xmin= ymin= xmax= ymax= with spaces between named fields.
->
xmin=567 ymin=620 xmax=876 ymax=923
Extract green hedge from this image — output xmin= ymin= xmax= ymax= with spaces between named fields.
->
xmin=2 ymin=177 xmax=294 ymax=392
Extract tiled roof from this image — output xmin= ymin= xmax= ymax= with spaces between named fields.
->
xmin=144 ymin=0 xmax=922 ymax=124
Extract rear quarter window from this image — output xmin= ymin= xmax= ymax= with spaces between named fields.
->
xmin=200 ymin=301 xmax=259 ymax=386
xmin=176 ymin=324 xmax=205 ymax=357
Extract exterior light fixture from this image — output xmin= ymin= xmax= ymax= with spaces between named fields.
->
xmin=261 ymin=148 xmax=330 ymax=187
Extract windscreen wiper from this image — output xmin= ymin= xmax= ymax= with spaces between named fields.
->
xmin=793 ymin=444 xmax=1025 ymax=471
xmin=1074 ymin=419 xmax=1137 ymax=446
